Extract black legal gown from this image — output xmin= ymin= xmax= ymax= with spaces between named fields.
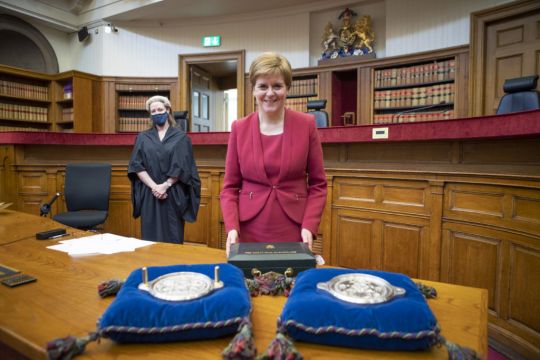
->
xmin=128 ymin=126 xmax=201 ymax=243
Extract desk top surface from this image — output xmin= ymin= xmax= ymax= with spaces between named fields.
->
xmin=0 ymin=210 xmax=487 ymax=359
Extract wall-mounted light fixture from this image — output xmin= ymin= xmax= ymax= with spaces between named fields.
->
xmin=104 ymin=24 xmax=118 ymax=34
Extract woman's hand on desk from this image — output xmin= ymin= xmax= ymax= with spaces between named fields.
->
xmin=301 ymin=228 xmax=313 ymax=251
xmin=226 ymin=230 xmax=238 ymax=257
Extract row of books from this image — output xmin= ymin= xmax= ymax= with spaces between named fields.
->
xmin=375 ymin=59 xmax=455 ymax=88
xmin=373 ymin=110 xmax=454 ymax=124
xmin=0 ymin=79 xmax=49 ymax=100
xmin=61 ymin=108 xmax=74 ymax=122
xmin=117 ymin=84 xmax=169 ymax=92
xmin=0 ymin=103 xmax=48 ymax=122
xmin=288 ymin=78 xmax=318 ymax=97
xmin=118 ymin=96 xmax=151 ymax=110
xmin=0 ymin=124 xmax=48 ymax=131
xmin=117 ymin=117 xmax=151 ymax=132
xmin=374 ymin=83 xmax=454 ymax=109
xmin=285 ymin=96 xmax=318 ymax=112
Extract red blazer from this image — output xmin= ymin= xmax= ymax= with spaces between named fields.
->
xmin=220 ymin=109 xmax=327 ymax=236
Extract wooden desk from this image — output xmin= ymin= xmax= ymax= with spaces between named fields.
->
xmin=0 ymin=210 xmax=487 ymax=359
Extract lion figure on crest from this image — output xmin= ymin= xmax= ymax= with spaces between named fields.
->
xmin=352 ymin=15 xmax=374 ymax=53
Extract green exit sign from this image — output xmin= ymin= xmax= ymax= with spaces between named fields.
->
xmin=202 ymin=36 xmax=221 ymax=47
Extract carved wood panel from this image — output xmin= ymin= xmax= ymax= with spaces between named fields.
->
xmin=441 ymin=220 xmax=540 ymax=359
xmin=185 ymin=200 xmax=209 ymax=244
xmin=332 ymin=208 xmax=429 ymax=278
xmin=509 ymin=244 xmax=540 ymax=338
xmin=333 ymin=177 xmax=431 ymax=215
xmin=441 ymin=226 xmax=501 ymax=311
xmin=17 ymin=171 xmax=48 ymax=214
xmin=444 ymin=183 xmax=540 ymax=237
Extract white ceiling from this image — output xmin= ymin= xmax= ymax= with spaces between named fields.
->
xmin=106 ymin=0 xmax=333 ymax=22
xmin=0 ymin=0 xmax=360 ymax=30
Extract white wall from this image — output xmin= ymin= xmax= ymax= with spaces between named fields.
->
xmin=20 ymin=0 xmax=518 ymax=75
xmin=22 ymin=20 xmax=73 ymax=72
xmin=68 ymin=12 xmax=310 ymax=77
xmin=384 ymin=0 xmax=514 ymax=57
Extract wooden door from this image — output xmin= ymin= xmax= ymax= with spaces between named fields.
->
xmin=484 ymin=9 xmax=540 ymax=114
xmin=190 ymin=66 xmax=212 ymax=132
xmin=470 ymin=0 xmax=540 ymax=116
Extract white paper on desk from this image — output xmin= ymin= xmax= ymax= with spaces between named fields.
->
xmin=46 ymin=233 xmax=154 ymax=256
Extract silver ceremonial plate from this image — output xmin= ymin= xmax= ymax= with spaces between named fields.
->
xmin=317 ymin=273 xmax=406 ymax=304
xmin=138 ymin=271 xmax=223 ymax=301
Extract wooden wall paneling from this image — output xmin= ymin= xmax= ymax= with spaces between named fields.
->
xmin=184 ymin=171 xmax=211 ymax=245
xmin=358 ymin=66 xmax=372 ymax=125
xmin=441 ymin=221 xmax=540 ymax=359
xmin=333 ymin=177 xmax=431 ymax=216
xmin=331 ymin=207 xmax=430 ymax=278
xmin=508 ymin=244 xmax=540 ymax=349
xmin=184 ymin=198 xmax=209 ymax=244
xmin=17 ymin=169 xmax=49 ymax=215
xmin=331 ymin=207 xmax=377 ymax=269
xmin=91 ymin=79 xmax=103 ymax=133
xmin=73 ymin=76 xmax=93 ymax=133
xmin=100 ymin=79 xmax=117 ymax=133
xmin=315 ymin=70 xmax=330 ymax=123
xmin=460 ymin=137 xmax=540 ymax=166
xmin=345 ymin=141 xmax=455 ymax=164
xmin=440 ymin=223 xmax=502 ymax=311
xmin=454 ymin=52 xmax=469 ymax=118
xmin=381 ymin=217 xmax=427 ymax=278
xmin=319 ymin=174 xmax=333 ymax=261
xmin=207 ymin=170 xmax=222 ymax=249
xmin=444 ymin=183 xmax=540 ymax=238
xmin=0 ymin=146 xmax=16 ymax=207
xmin=426 ymin=181 xmax=444 ymax=280
xmin=49 ymin=80 xmax=62 ymax=132
xmin=243 ymin=74 xmax=252 ymax=116
xmin=102 ymin=169 xmax=134 ymax=236
xmin=470 ymin=0 xmax=540 ymax=116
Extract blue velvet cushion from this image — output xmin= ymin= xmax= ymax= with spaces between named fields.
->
xmin=279 ymin=268 xmax=439 ymax=350
xmin=98 ymin=263 xmax=251 ymax=343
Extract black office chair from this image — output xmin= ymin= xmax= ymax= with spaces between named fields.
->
xmin=173 ymin=110 xmax=188 ymax=132
xmin=53 ymin=163 xmax=112 ymax=230
xmin=306 ymin=99 xmax=329 ymax=128
xmin=496 ymin=75 xmax=540 ymax=114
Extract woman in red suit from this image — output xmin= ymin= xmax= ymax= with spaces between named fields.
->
xmin=220 ymin=52 xmax=327 ymax=256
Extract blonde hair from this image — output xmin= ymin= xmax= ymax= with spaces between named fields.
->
xmin=145 ymin=95 xmax=176 ymax=127
xmin=249 ymin=52 xmax=292 ymax=89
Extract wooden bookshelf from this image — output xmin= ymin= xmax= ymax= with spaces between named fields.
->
xmin=0 ymin=65 xmax=51 ymax=132
xmin=373 ymin=58 xmax=456 ymax=124
xmin=285 ymin=74 xmax=319 ymax=112
xmin=112 ymin=79 xmax=177 ymax=133
xmin=51 ymin=71 xmax=100 ymax=133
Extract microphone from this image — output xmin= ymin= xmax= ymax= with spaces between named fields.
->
xmin=392 ymin=101 xmax=447 ymax=123
xmin=40 ymin=192 xmax=61 ymax=217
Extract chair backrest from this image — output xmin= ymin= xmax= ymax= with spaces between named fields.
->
xmin=64 ymin=163 xmax=112 ymax=212
xmin=306 ymin=99 xmax=329 ymax=128
xmin=173 ymin=111 xmax=188 ymax=132
xmin=496 ymin=75 xmax=540 ymax=114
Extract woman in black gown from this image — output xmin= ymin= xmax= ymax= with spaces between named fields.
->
xmin=128 ymin=96 xmax=200 ymax=243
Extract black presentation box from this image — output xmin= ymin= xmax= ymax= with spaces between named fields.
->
xmin=228 ymin=242 xmax=316 ymax=278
